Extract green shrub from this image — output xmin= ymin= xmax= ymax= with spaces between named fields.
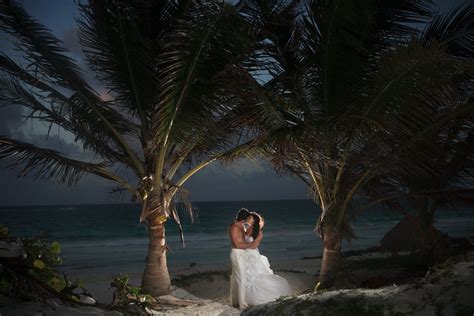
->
xmin=111 ymin=273 xmax=156 ymax=310
xmin=0 ymin=224 xmax=87 ymax=302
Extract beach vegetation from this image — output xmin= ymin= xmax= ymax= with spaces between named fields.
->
xmin=110 ymin=273 xmax=156 ymax=310
xmin=245 ymin=295 xmax=386 ymax=316
xmin=0 ymin=225 xmax=88 ymax=302
xmin=239 ymin=0 xmax=473 ymax=290
xmin=0 ymin=225 xmax=8 ymax=237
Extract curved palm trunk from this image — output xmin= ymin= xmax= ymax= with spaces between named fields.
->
xmin=141 ymin=216 xmax=171 ymax=296
xmin=317 ymin=226 xmax=342 ymax=289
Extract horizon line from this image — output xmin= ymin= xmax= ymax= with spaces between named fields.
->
xmin=0 ymin=198 xmax=315 ymax=208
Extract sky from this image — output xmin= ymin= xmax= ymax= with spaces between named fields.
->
xmin=0 ymin=0 xmax=311 ymax=205
xmin=0 ymin=0 xmax=467 ymax=206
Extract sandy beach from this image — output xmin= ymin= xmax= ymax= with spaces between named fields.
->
xmin=244 ymin=250 xmax=474 ymax=315
xmin=2 ymin=237 xmax=474 ymax=315
xmin=61 ymin=256 xmax=319 ymax=305
xmin=2 ymin=203 xmax=474 ymax=315
xmin=0 ymin=256 xmax=317 ymax=316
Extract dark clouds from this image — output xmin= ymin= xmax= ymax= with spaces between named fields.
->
xmin=0 ymin=103 xmax=90 ymax=160
xmin=0 ymin=167 xmax=119 ymax=206
xmin=0 ymin=103 xmax=119 ymax=206
xmin=0 ymin=105 xmax=23 ymax=135
xmin=437 ymin=0 xmax=468 ymax=12
xmin=186 ymin=160 xmax=308 ymax=202
xmin=0 ymin=97 xmax=308 ymax=205
xmin=62 ymin=26 xmax=83 ymax=59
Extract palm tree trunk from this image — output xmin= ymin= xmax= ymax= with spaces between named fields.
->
xmin=318 ymin=227 xmax=341 ymax=289
xmin=415 ymin=200 xmax=441 ymax=248
xmin=141 ymin=218 xmax=171 ymax=296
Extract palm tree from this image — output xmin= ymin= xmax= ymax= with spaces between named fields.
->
xmin=363 ymin=111 xmax=474 ymax=251
xmin=239 ymin=0 xmax=474 ymax=288
xmin=362 ymin=8 xmax=474 ymax=249
xmin=0 ymin=0 xmax=257 ymax=296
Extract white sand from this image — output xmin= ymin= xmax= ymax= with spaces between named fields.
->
xmin=0 ymin=258 xmax=317 ymax=316
xmin=70 ymin=258 xmax=320 ymax=305
xmin=3 ymin=247 xmax=474 ymax=315
xmin=243 ymin=251 xmax=474 ymax=315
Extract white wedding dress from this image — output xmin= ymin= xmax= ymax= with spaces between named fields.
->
xmin=241 ymin=235 xmax=292 ymax=306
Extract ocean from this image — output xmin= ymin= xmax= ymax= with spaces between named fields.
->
xmin=1 ymin=199 xmax=473 ymax=278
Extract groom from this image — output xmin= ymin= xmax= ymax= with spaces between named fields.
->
xmin=229 ymin=208 xmax=263 ymax=308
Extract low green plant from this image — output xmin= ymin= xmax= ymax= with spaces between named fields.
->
xmin=0 ymin=224 xmax=88 ymax=302
xmin=110 ymin=273 xmax=155 ymax=310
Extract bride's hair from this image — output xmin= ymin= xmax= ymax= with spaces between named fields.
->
xmin=236 ymin=208 xmax=250 ymax=221
xmin=250 ymin=212 xmax=261 ymax=240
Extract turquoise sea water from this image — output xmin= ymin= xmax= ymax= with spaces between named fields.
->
xmin=1 ymin=200 xmax=473 ymax=275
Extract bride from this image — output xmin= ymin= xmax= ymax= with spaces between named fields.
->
xmin=242 ymin=212 xmax=292 ymax=306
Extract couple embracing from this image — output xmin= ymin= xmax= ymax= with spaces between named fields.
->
xmin=228 ymin=208 xmax=292 ymax=309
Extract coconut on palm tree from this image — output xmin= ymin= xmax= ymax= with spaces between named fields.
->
xmin=0 ymin=0 xmax=257 ymax=296
xmin=239 ymin=0 xmax=474 ymax=289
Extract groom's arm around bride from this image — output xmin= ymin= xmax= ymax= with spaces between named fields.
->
xmin=229 ymin=224 xmax=262 ymax=249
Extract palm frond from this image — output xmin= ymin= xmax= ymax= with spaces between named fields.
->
xmin=170 ymin=186 xmax=195 ymax=247
xmin=0 ymin=0 xmax=84 ymax=88
xmin=422 ymin=3 xmax=474 ymax=58
xmin=152 ymin=2 xmax=219 ymax=149
xmin=151 ymin=1 xmax=261 ymax=184
xmin=0 ymin=136 xmax=107 ymax=186
xmin=0 ymin=0 xmax=146 ymax=177
xmin=360 ymin=40 xmax=472 ymax=175
xmin=77 ymin=0 xmax=160 ymax=126
xmin=297 ymin=0 xmax=429 ymax=117
xmin=0 ymin=65 xmax=133 ymax=165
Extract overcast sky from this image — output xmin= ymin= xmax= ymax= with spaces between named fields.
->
xmin=0 ymin=0 xmax=467 ymax=206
